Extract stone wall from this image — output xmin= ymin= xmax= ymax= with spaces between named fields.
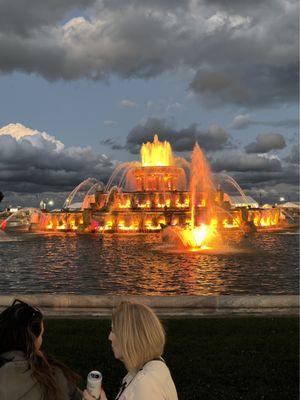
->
xmin=0 ymin=295 xmax=298 ymax=317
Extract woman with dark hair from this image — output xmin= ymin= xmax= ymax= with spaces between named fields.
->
xmin=0 ymin=299 xmax=82 ymax=400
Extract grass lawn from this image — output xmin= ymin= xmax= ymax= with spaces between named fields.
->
xmin=44 ymin=317 xmax=299 ymax=400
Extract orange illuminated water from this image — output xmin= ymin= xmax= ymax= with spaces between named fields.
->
xmin=164 ymin=142 xmax=221 ymax=252
xmin=164 ymin=219 xmax=219 ymax=251
xmin=184 ymin=225 xmax=211 ymax=248
xmin=141 ymin=134 xmax=174 ymax=166
xmin=0 ymin=231 xmax=298 ymax=295
xmin=189 ymin=142 xmax=216 ymax=228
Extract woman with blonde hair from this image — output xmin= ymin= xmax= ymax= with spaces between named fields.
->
xmin=83 ymin=300 xmax=178 ymax=400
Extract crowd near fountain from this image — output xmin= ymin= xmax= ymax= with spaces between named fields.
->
xmin=0 ymin=135 xmax=294 ymax=250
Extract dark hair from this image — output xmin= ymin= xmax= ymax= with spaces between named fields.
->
xmin=0 ymin=299 xmax=79 ymax=400
xmin=0 ymin=299 xmax=43 ymax=356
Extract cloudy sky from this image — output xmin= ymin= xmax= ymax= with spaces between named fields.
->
xmin=0 ymin=0 xmax=298 ymax=207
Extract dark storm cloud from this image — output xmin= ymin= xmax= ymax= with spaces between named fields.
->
xmin=230 ymin=114 xmax=251 ymax=129
xmin=244 ymin=133 xmax=286 ymax=154
xmin=202 ymin=0 xmax=280 ymax=14
xmin=190 ymin=64 xmax=298 ymax=107
xmin=0 ymin=0 xmax=96 ymax=35
xmin=0 ymin=190 xmax=70 ymax=209
xmin=212 ymin=153 xmax=282 ymax=173
xmin=249 ymin=182 xmax=299 ymax=204
xmin=0 ymin=0 xmax=297 ymax=107
xmin=212 ymin=149 xmax=299 ymax=202
xmin=0 ymin=133 xmax=115 ymax=193
xmin=124 ymin=118 xmax=232 ymax=153
xmin=231 ymin=114 xmax=299 ymax=130
xmin=102 ymin=0 xmax=187 ymax=10
xmin=284 ymin=144 xmax=300 ymax=164
xmin=230 ymin=168 xmax=297 ymax=186
xmin=101 ymin=138 xmax=125 ymax=150
xmin=261 ymin=119 xmax=299 ymax=129
xmin=226 ymin=168 xmax=299 ymax=203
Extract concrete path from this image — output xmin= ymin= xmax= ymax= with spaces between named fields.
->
xmin=0 ymin=294 xmax=298 ymax=317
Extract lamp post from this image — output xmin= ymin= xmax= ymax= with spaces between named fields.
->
xmin=40 ymin=199 xmax=54 ymax=211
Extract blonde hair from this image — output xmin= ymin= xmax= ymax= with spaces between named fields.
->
xmin=112 ymin=301 xmax=165 ymax=374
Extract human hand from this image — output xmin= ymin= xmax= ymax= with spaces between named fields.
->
xmin=82 ymin=388 xmax=107 ymax=400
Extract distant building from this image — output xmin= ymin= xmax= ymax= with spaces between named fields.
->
xmin=229 ymin=195 xmax=259 ymax=208
xmin=65 ymin=202 xmax=83 ymax=211
xmin=278 ymin=202 xmax=300 ymax=210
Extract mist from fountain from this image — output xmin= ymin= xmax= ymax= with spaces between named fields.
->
xmin=162 ymin=142 xmax=223 ymax=251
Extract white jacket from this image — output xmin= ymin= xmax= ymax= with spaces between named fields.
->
xmin=116 ymin=360 xmax=178 ymax=400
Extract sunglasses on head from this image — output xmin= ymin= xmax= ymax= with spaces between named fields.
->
xmin=11 ymin=299 xmax=42 ymax=323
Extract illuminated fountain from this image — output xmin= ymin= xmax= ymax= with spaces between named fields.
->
xmin=84 ymin=134 xmax=189 ymax=233
xmin=161 ymin=143 xmax=223 ymax=251
xmin=1 ymin=135 xmax=291 ymax=237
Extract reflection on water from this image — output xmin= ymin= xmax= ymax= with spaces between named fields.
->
xmin=0 ymin=231 xmax=298 ymax=295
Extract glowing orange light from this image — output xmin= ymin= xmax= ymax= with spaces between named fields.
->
xmin=118 ymin=199 xmax=131 ymax=209
xmin=223 ymin=218 xmax=239 ymax=229
xmin=118 ymin=220 xmax=125 ymax=228
xmin=260 ymin=216 xmax=277 ymax=226
xmin=104 ymin=220 xmax=113 ymax=230
xmin=181 ymin=226 xmax=207 ymax=248
xmin=141 ymin=135 xmax=174 ymax=166
xmin=179 ymin=220 xmax=217 ymax=249
xmin=118 ymin=225 xmax=139 ymax=231
xmin=252 ymin=215 xmax=259 ymax=226
xmin=196 ymin=199 xmax=206 ymax=207
xmin=138 ymin=202 xmax=150 ymax=208
xmin=128 ymin=224 xmax=139 ymax=231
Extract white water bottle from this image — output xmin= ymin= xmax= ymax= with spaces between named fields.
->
xmin=86 ymin=371 xmax=102 ymax=399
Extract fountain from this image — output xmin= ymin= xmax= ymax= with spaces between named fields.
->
xmin=161 ymin=142 xmax=224 ymax=251
xmin=1 ymin=135 xmax=291 ymax=238
xmin=0 ymin=208 xmax=41 ymax=232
